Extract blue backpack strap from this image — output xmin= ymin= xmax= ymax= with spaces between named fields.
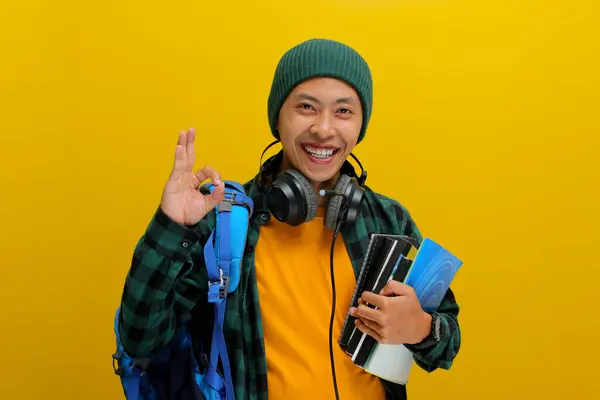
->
xmin=202 ymin=180 xmax=254 ymax=400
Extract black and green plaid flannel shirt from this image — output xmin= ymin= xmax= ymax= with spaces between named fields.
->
xmin=118 ymin=153 xmax=461 ymax=400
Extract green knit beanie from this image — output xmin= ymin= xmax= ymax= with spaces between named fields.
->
xmin=267 ymin=38 xmax=373 ymax=144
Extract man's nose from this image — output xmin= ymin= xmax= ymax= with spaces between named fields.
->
xmin=310 ymin=111 xmax=335 ymax=137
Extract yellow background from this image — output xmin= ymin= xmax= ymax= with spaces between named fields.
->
xmin=1 ymin=0 xmax=599 ymax=399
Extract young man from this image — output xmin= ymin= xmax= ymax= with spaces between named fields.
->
xmin=117 ymin=38 xmax=461 ymax=400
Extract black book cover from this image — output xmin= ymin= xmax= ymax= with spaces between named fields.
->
xmin=339 ymin=234 xmax=416 ymax=350
xmin=351 ymin=239 xmax=408 ymax=367
xmin=392 ymin=255 xmax=413 ymax=283
xmin=343 ymin=237 xmax=396 ymax=355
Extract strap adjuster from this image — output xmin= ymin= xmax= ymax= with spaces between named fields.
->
xmin=219 ymin=194 xmax=253 ymax=214
xmin=219 ymin=198 xmax=233 ymax=212
xmin=112 ymin=351 xmax=123 ymax=375
xmin=208 ymin=269 xmax=230 ymax=302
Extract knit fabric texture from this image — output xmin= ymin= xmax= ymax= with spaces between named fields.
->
xmin=267 ymin=38 xmax=373 ymax=144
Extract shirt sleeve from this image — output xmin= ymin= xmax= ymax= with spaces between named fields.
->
xmin=404 ymin=288 xmax=461 ymax=372
xmin=117 ymin=206 xmax=209 ymax=358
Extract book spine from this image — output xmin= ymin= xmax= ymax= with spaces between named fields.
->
xmin=339 ymin=236 xmax=381 ymax=348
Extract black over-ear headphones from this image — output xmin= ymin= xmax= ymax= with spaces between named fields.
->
xmin=258 ymin=140 xmax=367 ymax=230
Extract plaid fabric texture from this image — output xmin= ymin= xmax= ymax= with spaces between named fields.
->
xmin=118 ymin=153 xmax=461 ymax=400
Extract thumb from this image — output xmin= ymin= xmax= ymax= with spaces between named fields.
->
xmin=380 ymin=280 xmax=414 ymax=296
xmin=203 ymin=181 xmax=225 ymax=212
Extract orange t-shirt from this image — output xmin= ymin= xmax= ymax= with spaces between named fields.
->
xmin=254 ymin=207 xmax=386 ymax=399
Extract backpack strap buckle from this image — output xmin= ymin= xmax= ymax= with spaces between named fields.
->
xmin=220 ymin=194 xmax=253 ymax=215
xmin=112 ymin=349 xmax=149 ymax=377
xmin=219 ymin=198 xmax=233 ymax=212
xmin=208 ymin=268 xmax=229 ymax=303
xmin=112 ymin=351 xmax=124 ymax=376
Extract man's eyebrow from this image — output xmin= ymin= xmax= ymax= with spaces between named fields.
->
xmin=294 ymin=93 xmax=358 ymax=104
xmin=335 ymin=97 xmax=358 ymax=104
xmin=294 ymin=93 xmax=321 ymax=103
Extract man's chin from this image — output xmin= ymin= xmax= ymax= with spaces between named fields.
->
xmin=301 ymin=167 xmax=339 ymax=188
xmin=293 ymin=153 xmax=342 ymax=186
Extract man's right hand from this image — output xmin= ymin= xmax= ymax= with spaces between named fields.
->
xmin=160 ymin=128 xmax=225 ymax=226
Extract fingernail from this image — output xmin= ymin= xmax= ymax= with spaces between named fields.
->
xmin=349 ymin=307 xmax=356 ymax=316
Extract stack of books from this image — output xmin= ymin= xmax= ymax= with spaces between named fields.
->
xmin=339 ymin=234 xmax=463 ymax=384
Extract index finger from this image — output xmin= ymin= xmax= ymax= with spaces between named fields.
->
xmin=361 ymin=291 xmax=388 ymax=310
xmin=186 ymin=128 xmax=196 ymax=166
xmin=194 ymin=165 xmax=222 ymax=186
xmin=382 ymin=280 xmax=414 ymax=296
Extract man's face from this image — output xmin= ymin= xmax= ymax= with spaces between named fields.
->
xmin=277 ymin=77 xmax=363 ymax=187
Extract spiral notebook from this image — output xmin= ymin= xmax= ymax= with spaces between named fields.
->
xmin=338 ymin=234 xmax=417 ymax=356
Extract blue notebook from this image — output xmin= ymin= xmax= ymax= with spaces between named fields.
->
xmin=404 ymin=238 xmax=463 ymax=312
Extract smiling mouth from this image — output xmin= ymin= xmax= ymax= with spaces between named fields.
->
xmin=301 ymin=144 xmax=340 ymax=160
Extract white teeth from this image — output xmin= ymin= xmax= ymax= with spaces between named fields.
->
xmin=303 ymin=145 xmax=336 ymax=159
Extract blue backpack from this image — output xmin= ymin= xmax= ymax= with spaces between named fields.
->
xmin=112 ymin=181 xmax=254 ymax=400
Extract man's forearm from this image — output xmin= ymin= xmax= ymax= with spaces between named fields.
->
xmin=118 ymin=207 xmax=206 ymax=358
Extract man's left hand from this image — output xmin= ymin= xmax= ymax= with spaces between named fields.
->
xmin=349 ymin=280 xmax=432 ymax=345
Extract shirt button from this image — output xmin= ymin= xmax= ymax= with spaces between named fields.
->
xmin=181 ymin=241 xmax=190 ymax=249
xmin=260 ymin=213 xmax=269 ymax=222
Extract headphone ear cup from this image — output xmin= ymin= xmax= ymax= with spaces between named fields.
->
xmin=325 ymin=174 xmax=352 ymax=230
xmin=267 ymin=169 xmax=318 ymax=225
xmin=343 ymin=180 xmax=364 ymax=226
xmin=286 ymin=169 xmax=318 ymax=223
